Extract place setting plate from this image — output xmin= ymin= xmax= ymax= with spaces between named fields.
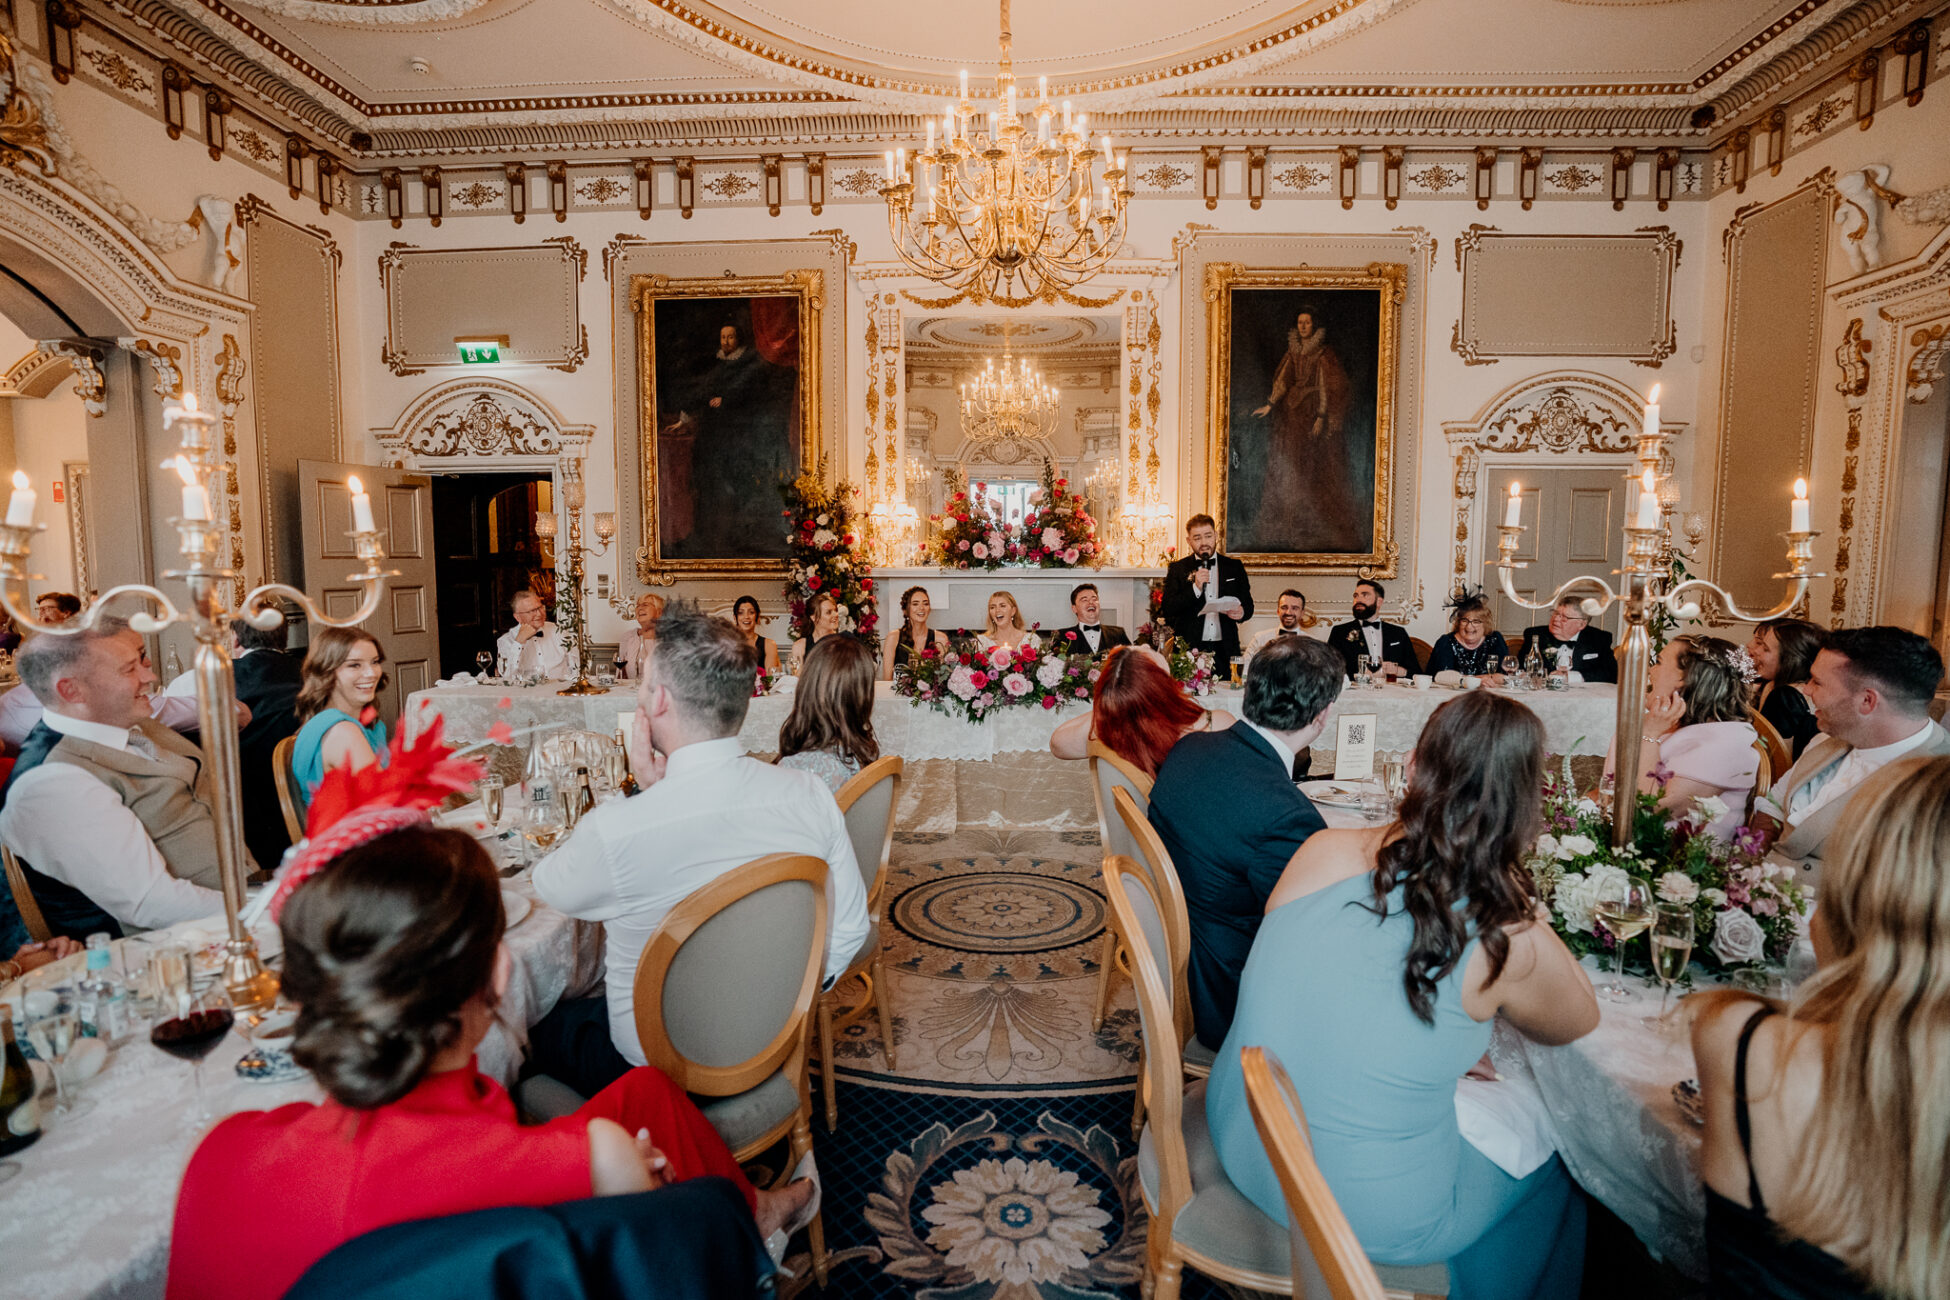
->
xmin=1299 ymin=780 xmax=1370 ymax=810
xmin=502 ymin=890 xmax=532 ymax=928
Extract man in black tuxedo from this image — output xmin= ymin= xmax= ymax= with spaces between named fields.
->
xmin=1053 ymin=583 xmax=1130 ymax=658
xmin=1160 ymin=514 xmax=1254 ymax=662
xmin=1328 ymin=578 xmax=1420 ymax=679
xmin=1518 ymin=595 xmax=1617 ymax=684
xmin=1147 ymin=635 xmax=1339 ymax=1052
xmin=228 ymin=618 xmax=306 ymax=868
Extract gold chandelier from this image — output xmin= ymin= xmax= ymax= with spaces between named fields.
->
xmin=959 ymin=327 xmax=1058 ymax=443
xmin=879 ymin=0 xmax=1130 ymax=305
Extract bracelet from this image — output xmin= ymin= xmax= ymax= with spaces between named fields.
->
xmin=0 ymin=959 xmax=21 ymax=983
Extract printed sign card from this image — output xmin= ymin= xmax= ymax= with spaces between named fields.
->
xmin=1333 ymin=713 xmax=1378 ymax=782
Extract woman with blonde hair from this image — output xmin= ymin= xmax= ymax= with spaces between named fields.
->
xmin=975 ymin=591 xmax=1038 ymax=656
xmin=291 ymin=626 xmax=389 ymax=801
xmin=1691 ymin=754 xmax=1950 ymax=1298
xmin=786 ymin=590 xmax=842 ymax=674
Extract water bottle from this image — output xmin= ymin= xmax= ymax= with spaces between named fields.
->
xmin=77 ymin=933 xmax=121 ymax=1040
xmin=523 ymin=741 xmax=554 ymax=808
xmin=164 ymin=645 xmax=184 ymax=685
xmin=1523 ymin=642 xmax=1545 ymax=691
xmin=1548 ymin=645 xmax=1573 ymax=691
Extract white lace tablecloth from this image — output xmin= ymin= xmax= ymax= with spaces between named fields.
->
xmin=0 ymin=872 xmax=601 ymax=1300
xmin=1208 ymin=680 xmax=1619 ymax=762
xmin=409 ymin=680 xmax=1093 ymax=762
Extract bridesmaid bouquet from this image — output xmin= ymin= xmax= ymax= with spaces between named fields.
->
xmin=1524 ymin=768 xmax=1808 ymax=975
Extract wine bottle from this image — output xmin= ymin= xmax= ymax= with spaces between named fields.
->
xmin=1 ymin=1006 xmax=42 ymax=1156
xmin=574 ymin=765 xmax=595 ymax=822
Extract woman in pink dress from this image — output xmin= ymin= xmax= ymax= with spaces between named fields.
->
xmin=1603 ymin=634 xmax=1759 ymax=840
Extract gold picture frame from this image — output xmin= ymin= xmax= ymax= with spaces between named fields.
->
xmin=631 ymin=269 xmax=824 ymax=579
xmin=1204 ymin=261 xmax=1405 ymax=575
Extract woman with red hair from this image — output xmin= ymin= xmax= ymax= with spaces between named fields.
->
xmin=1049 ymin=646 xmax=1235 ymax=777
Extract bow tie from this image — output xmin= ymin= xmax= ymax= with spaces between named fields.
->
xmin=1081 ymin=625 xmax=1100 ymax=632
xmin=1354 ymin=618 xmax=1379 ymax=629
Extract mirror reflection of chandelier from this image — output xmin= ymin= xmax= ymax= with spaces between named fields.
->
xmin=878 ymin=0 xmax=1131 ymax=305
xmin=959 ymin=326 xmax=1058 ymax=445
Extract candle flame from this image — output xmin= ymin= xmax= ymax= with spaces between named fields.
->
xmin=10 ymin=470 xmax=27 ymax=491
xmin=168 ymin=457 xmax=197 ymax=487
xmin=1642 ymin=467 xmax=1657 ymax=492
xmin=183 ymin=390 xmax=198 ymax=414
xmin=1508 ymin=481 xmax=1521 ymax=498
xmin=1793 ymin=477 xmax=1808 ymax=500
xmin=1647 ymin=383 xmax=1660 ymax=405
xmin=347 ymin=474 xmax=365 ymax=496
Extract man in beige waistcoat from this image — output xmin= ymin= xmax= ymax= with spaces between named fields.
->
xmin=1749 ymin=625 xmax=1949 ymax=885
xmin=0 ymin=618 xmax=233 ymax=938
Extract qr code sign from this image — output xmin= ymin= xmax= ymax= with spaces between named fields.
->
xmin=1347 ymin=724 xmax=1368 ymax=745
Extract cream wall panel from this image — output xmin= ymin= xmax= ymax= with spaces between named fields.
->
xmin=380 ymin=242 xmax=587 ymax=374
xmin=1458 ymin=230 xmax=1679 ymax=363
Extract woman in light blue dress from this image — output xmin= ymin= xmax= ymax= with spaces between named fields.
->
xmin=291 ymin=626 xmax=390 ymax=804
xmin=1207 ymin=691 xmax=1599 ymax=1299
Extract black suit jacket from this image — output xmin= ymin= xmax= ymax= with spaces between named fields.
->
xmin=1517 ymin=624 xmax=1617 ymax=684
xmin=1147 ymin=725 xmax=1326 ymax=1051
xmin=1160 ymin=553 xmax=1254 ymax=660
xmin=231 ymin=649 xmax=305 ymax=868
xmin=1327 ymin=619 xmax=1421 ymax=677
xmin=1052 ymin=624 xmax=1131 ymax=656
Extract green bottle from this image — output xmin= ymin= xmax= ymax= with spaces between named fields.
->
xmin=1 ymin=1005 xmax=43 ymax=1156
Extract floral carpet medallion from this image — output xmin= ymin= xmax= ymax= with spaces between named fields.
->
xmin=886 ymin=860 xmax=1111 ymax=982
xmin=868 ymin=1110 xmax=1144 ymax=1299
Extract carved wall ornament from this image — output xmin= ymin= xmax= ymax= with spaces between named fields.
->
xmin=1908 ymin=322 xmax=1947 ymax=404
xmin=215 ymin=333 xmax=247 ymax=415
xmin=1475 ymin=386 xmax=1636 ymax=454
xmin=33 ymin=339 xmax=107 ymax=415
xmin=1833 ymin=317 xmax=1871 ymax=401
xmin=376 ymin=379 xmax=594 ymax=466
xmin=1833 ymin=165 xmax=1896 ymax=275
xmin=1894 ymin=182 xmax=1950 ymax=228
xmin=117 ymin=337 xmax=184 ymax=400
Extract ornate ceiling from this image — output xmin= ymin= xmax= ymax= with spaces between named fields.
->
xmin=89 ymin=0 xmax=1948 ymax=158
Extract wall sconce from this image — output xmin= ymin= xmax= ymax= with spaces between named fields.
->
xmin=161 ymin=62 xmax=189 ymax=139
xmin=45 ymin=2 xmax=80 ymax=83
xmin=1610 ymin=146 xmax=1635 ymax=209
xmin=381 ymin=168 xmax=404 ymax=228
xmin=285 ymin=135 xmax=310 ymax=199
xmin=1246 ymin=146 xmax=1266 ymax=210
xmin=1339 ymin=145 xmax=1360 ymax=209
xmin=1895 ymin=21 xmax=1931 ymax=105
xmin=316 ymin=153 xmax=339 ymax=215
xmin=592 ymin=511 xmax=616 ymax=544
xmin=806 ymin=153 xmax=825 ymax=215
xmin=505 ymin=162 xmax=528 ymax=223
xmin=1382 ymin=146 xmax=1404 ymax=209
xmin=1518 ymin=147 xmax=1542 ymax=209
xmin=1474 ymin=147 xmax=1497 ymax=210
xmin=1655 ymin=147 xmax=1679 ymax=210
xmin=762 ymin=154 xmax=782 ymax=216
xmin=533 ymin=509 xmax=558 ymax=540
xmin=633 ymin=159 xmax=654 ymax=220
xmin=203 ymin=89 xmax=231 ymax=161
xmin=1202 ymin=146 xmax=1223 ymax=210
xmin=420 ymin=165 xmax=443 ymax=226
xmin=1852 ymin=52 xmax=1880 ymax=130
xmin=675 ymin=157 xmax=695 ymax=219
xmin=547 ymin=161 xmax=569 ymax=222
xmin=1729 ymin=127 xmax=1751 ymax=193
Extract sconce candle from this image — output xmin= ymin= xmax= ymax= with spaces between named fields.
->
xmin=1504 ymin=481 xmax=1523 ymax=527
xmin=171 ymin=459 xmax=211 ymax=522
xmin=5 ymin=471 xmax=35 ymax=527
xmin=347 ymin=475 xmax=377 ymax=533
xmin=1791 ymin=478 xmax=1810 ymax=532
xmin=1642 ymin=383 xmax=1660 ymax=440
xmin=1635 ymin=468 xmax=1659 ymax=529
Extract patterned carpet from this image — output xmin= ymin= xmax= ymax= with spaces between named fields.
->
xmin=765 ymin=757 xmax=1259 ymax=1299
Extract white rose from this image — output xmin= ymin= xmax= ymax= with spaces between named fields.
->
xmin=1695 ymin=795 xmax=1728 ymax=823
xmin=1701 ymin=887 xmax=1727 ymax=906
xmin=811 ymin=528 xmax=838 ymax=549
xmin=1559 ymin=833 xmax=1597 ymax=859
xmin=1553 ymin=872 xmax=1599 ymax=934
xmin=1574 ymin=797 xmax=1601 ymax=816
xmin=1535 ymin=833 xmax=1560 ymax=860
xmin=1709 ymin=908 xmax=1768 ymax=965
xmin=1656 ymin=872 xmax=1699 ymax=905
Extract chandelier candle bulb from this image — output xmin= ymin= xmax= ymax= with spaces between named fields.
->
xmin=347 ymin=475 xmax=376 ymax=534
xmin=1635 ymin=468 xmax=1659 ymax=529
xmin=1063 ymin=100 xmax=1072 ymax=130
xmin=5 ymin=471 xmax=34 ymax=527
xmin=1505 ymin=481 xmax=1523 ymax=527
xmin=1038 ymin=74 xmax=1047 ymax=101
xmin=171 ymin=459 xmax=211 ymax=522
xmin=1643 ymin=383 xmax=1661 ymax=440
xmin=1791 ymin=478 xmax=1810 ymax=532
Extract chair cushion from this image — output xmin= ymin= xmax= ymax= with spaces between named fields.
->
xmin=1183 ymin=1036 xmax=1215 ymax=1076
xmin=696 ymin=1067 xmax=801 ymax=1155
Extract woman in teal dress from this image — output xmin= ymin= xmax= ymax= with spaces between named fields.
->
xmin=1206 ymin=691 xmax=1599 ymax=1299
xmin=291 ymin=626 xmax=390 ymax=804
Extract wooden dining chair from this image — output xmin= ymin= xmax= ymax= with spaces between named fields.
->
xmin=1087 ymin=740 xmax=1153 ymax=1032
xmin=1 ymin=843 xmax=51 ymax=943
xmin=1112 ymin=787 xmax=1199 ymax=1066
xmin=1241 ymin=1045 xmax=1446 ymax=1300
xmin=1747 ymin=707 xmax=1792 ymax=781
xmin=632 ymin=852 xmax=830 ymax=1285
xmin=272 ymin=735 xmax=305 ymax=842
xmin=818 ymin=754 xmax=903 ymax=1129
xmin=1408 ymin=637 xmax=1434 ymax=671
xmin=1750 ymin=739 xmax=1773 ymax=811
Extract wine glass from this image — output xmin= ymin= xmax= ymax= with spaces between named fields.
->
xmin=478 ymin=776 xmax=506 ymax=828
xmin=521 ymin=802 xmax=567 ymax=865
xmin=1592 ymin=875 xmax=1655 ymax=1002
xmin=1500 ymin=656 xmax=1522 ymax=688
xmin=149 ymin=975 xmax=233 ymax=1128
xmin=25 ymin=987 xmax=93 ymax=1122
xmin=475 ymin=650 xmax=494 ymax=682
xmin=1643 ymin=902 xmax=1696 ymax=1027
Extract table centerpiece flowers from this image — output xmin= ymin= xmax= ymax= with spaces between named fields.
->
xmin=925 ymin=463 xmax=1102 ymax=571
xmin=1524 ymin=765 xmax=1809 ymax=976
xmin=893 ymin=639 xmax=1215 ymax=723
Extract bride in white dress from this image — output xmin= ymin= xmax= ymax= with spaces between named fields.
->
xmin=976 ymin=591 xmax=1041 ymax=656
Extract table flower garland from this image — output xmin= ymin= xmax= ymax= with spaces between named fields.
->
xmin=926 ymin=462 xmax=1101 ymax=571
xmin=781 ymin=464 xmax=878 ymax=646
xmin=1525 ymin=767 xmax=1808 ymax=974
xmin=893 ymin=639 xmax=1215 ymax=722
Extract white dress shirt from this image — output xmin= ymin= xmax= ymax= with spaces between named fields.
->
xmin=533 ymin=736 xmax=871 ymax=1066
xmin=1241 ymin=718 xmax=1299 ymax=781
xmin=0 ymin=710 xmax=224 ymax=931
xmin=1759 ymin=717 xmax=1941 ymax=826
xmin=496 ymin=622 xmax=571 ymax=679
xmin=0 ymin=683 xmax=219 ymax=751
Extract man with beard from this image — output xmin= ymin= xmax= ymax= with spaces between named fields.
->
xmin=1249 ymin=309 xmax=1351 ymax=549
xmin=660 ymin=322 xmax=792 ymax=555
xmin=1328 ymin=578 xmax=1419 ymax=679
xmin=1161 ymin=515 xmax=1253 ymax=662
xmin=1247 ymin=589 xmax=1325 ymax=654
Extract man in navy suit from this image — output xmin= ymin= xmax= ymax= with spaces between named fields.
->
xmin=1147 ymin=635 xmax=1341 ymax=1051
xmin=1328 ymin=578 xmax=1420 ymax=679
xmin=1517 ymin=595 xmax=1618 ymax=684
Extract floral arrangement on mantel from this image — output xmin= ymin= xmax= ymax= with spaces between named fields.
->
xmin=1526 ymin=766 xmax=1809 ymax=974
xmin=894 ymin=639 xmax=1216 ymax=724
xmin=925 ymin=462 xmax=1102 ymax=570
xmin=780 ymin=463 xmax=878 ymax=649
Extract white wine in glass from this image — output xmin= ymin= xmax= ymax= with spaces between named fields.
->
xmin=479 ymin=779 xmax=505 ymax=826
xmin=1644 ymin=903 xmax=1696 ymax=1026
xmin=1593 ymin=876 xmax=1654 ymax=1002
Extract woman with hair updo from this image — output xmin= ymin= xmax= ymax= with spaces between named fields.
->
xmin=1423 ymin=590 xmax=1510 ymax=683
xmin=731 ymin=594 xmax=781 ymax=675
xmin=777 ymin=634 xmax=879 ymax=792
xmin=1747 ymin=617 xmax=1823 ymax=760
xmin=1207 ymin=692 xmax=1598 ymax=1297
xmin=786 ymin=590 xmax=842 ymax=675
xmin=1602 ymin=633 xmax=1760 ymax=840
xmin=291 ymin=626 xmax=390 ymax=802
xmin=167 ymin=817 xmax=814 ymax=1300
xmin=1691 ymin=756 xmax=1950 ymax=1299
xmin=881 ymin=585 xmax=951 ymax=680
xmin=1048 ymin=645 xmax=1235 ymax=777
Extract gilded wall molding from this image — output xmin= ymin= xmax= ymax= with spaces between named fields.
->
xmin=117 ymin=336 xmax=184 ymax=399
xmin=374 ymin=378 xmax=595 ymax=463
xmin=28 ymin=339 xmax=105 ymax=413
xmin=63 ymin=461 xmax=91 ymax=599
xmin=1907 ymin=322 xmax=1947 ymax=402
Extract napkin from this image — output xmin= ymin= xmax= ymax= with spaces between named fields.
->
xmin=1455 ymin=1075 xmax=1560 ymax=1179
xmin=1433 ymin=670 xmax=1463 ymax=688
xmin=434 ymin=671 xmax=477 ymax=688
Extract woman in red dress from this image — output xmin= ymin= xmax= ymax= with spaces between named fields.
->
xmin=167 ymin=819 xmax=814 ymax=1300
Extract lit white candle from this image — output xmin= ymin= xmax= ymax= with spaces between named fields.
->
xmin=1504 ymin=481 xmax=1523 ymax=527
xmin=885 ymin=150 xmax=895 ymax=181
xmin=347 ymin=474 xmax=376 ymax=533
xmin=5 ymin=471 xmax=35 ymax=527
xmin=926 ymin=120 xmax=935 ymax=152
xmin=1790 ymin=478 xmax=1810 ymax=532
xmin=896 ymin=147 xmax=906 ymax=177
xmin=1038 ymin=75 xmax=1047 ymax=102
xmin=1101 ymin=133 xmax=1113 ymax=159
xmin=1635 ymin=468 xmax=1659 ymax=529
xmin=171 ymin=459 xmax=211 ymax=522
xmin=1643 ymin=382 xmax=1661 ymax=440
xmin=959 ymin=68 xmax=969 ymax=101
xmin=1062 ymin=100 xmax=1072 ymax=131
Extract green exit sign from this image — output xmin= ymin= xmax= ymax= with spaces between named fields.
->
xmin=456 ymin=337 xmax=505 ymax=364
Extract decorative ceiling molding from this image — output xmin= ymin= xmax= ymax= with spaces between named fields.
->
xmin=224 ymin=0 xmax=494 ymax=26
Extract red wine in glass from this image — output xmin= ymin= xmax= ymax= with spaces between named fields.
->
xmin=150 ymin=1008 xmax=235 ymax=1062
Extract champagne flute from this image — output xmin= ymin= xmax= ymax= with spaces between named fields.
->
xmin=1593 ymin=876 xmax=1655 ymax=1002
xmin=1380 ymin=757 xmax=1407 ymax=807
xmin=479 ymin=776 xmax=506 ymax=827
xmin=149 ymin=977 xmax=233 ymax=1128
xmin=1643 ymin=902 xmax=1696 ymax=1027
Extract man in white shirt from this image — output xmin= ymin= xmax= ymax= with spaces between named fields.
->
xmin=531 ymin=602 xmax=871 ymax=1097
xmin=0 ymin=620 xmax=227 ymax=940
xmin=496 ymin=590 xmax=572 ymax=680
xmin=1246 ymin=589 xmax=1325 ymax=655
xmin=1751 ymin=626 xmax=1950 ymax=881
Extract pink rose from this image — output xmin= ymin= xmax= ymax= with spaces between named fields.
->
xmin=1042 ymin=527 xmax=1064 ymax=550
xmin=972 ymin=542 xmax=988 ymax=559
xmin=1074 ymin=687 xmax=1089 ymax=698
xmin=1062 ymin=548 xmax=1079 ymax=565
xmin=1041 ymin=695 xmax=1059 ymax=710
xmin=958 ymin=539 xmax=971 ymax=552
